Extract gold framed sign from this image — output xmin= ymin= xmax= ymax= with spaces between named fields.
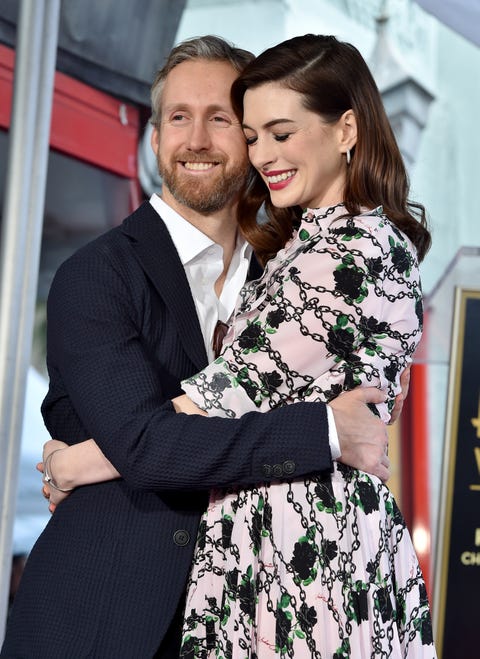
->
xmin=433 ymin=288 xmax=480 ymax=657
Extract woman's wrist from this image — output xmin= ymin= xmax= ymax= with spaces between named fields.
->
xmin=43 ymin=449 xmax=75 ymax=492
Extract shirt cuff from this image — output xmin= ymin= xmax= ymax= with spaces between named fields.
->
xmin=326 ymin=404 xmax=341 ymax=460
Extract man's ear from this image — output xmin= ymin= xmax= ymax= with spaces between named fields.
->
xmin=338 ymin=109 xmax=357 ymax=153
xmin=150 ymin=124 xmax=159 ymax=155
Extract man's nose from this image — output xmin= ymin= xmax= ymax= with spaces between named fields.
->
xmin=186 ymin=119 xmax=212 ymax=151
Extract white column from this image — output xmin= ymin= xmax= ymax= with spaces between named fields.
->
xmin=0 ymin=0 xmax=60 ymax=637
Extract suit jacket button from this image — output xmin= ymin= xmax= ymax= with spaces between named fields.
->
xmin=173 ymin=530 xmax=190 ymax=546
xmin=272 ymin=463 xmax=283 ymax=478
xmin=262 ymin=464 xmax=272 ymax=477
xmin=283 ymin=460 xmax=296 ymax=475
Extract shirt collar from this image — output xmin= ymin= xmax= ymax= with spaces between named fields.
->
xmin=149 ymin=193 xmax=251 ymax=264
xmin=150 ymin=194 xmax=214 ymax=265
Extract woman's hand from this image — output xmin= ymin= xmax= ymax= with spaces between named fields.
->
xmin=38 ymin=439 xmax=72 ymax=513
xmin=172 ymin=394 xmax=208 ymax=416
xmin=38 ymin=438 xmax=121 ymax=514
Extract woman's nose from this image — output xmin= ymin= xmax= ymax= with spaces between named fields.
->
xmin=249 ymin=138 xmax=275 ymax=171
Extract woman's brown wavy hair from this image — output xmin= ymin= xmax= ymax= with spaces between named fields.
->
xmin=232 ymin=34 xmax=431 ymax=265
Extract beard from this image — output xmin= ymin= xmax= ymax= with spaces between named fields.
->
xmin=157 ymin=152 xmax=250 ymax=214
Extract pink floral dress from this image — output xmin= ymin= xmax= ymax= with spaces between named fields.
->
xmin=180 ymin=204 xmax=436 ymax=658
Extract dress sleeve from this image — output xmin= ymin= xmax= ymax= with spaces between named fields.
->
xmin=182 ymin=215 xmax=423 ymax=423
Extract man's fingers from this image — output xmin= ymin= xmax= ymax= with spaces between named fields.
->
xmin=355 ymin=386 xmax=386 ymax=406
xmin=375 ymin=464 xmax=391 ymax=483
xmin=389 ymin=394 xmax=404 ymax=425
xmin=399 ymin=365 xmax=411 ymax=399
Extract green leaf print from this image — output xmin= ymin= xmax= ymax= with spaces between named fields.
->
xmin=337 ymin=314 xmax=349 ymax=328
xmin=280 ymin=593 xmax=290 ymax=609
xmin=385 ymin=499 xmax=394 ymax=516
xmin=221 ymin=603 xmax=230 ymax=626
xmin=333 ymin=638 xmax=351 ymax=658
xmin=342 ymin=229 xmax=363 ymax=241
xmin=302 ymin=572 xmax=317 ymax=586
xmin=306 ymin=525 xmax=316 ymax=541
xmin=299 ymin=228 xmax=310 ymax=241
xmin=316 ymin=499 xmax=343 ymax=514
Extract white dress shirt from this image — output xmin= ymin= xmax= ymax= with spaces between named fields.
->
xmin=150 ymin=194 xmax=252 ymax=362
xmin=149 ymin=194 xmax=340 ymax=459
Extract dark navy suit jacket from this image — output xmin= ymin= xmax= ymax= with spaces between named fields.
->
xmin=2 ymin=202 xmax=332 ymax=658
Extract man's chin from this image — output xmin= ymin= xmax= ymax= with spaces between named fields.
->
xmin=175 ymin=196 xmax=229 ymax=215
xmin=160 ymin=160 xmax=249 ymax=214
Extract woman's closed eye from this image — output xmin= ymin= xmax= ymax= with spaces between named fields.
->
xmin=245 ymin=133 xmax=292 ymax=146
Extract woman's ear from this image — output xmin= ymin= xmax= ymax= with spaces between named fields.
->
xmin=338 ymin=109 xmax=357 ymax=153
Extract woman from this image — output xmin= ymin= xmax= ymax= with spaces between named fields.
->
xmin=175 ymin=35 xmax=435 ymax=657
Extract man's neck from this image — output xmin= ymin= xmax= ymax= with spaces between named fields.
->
xmin=159 ymin=191 xmax=239 ymax=273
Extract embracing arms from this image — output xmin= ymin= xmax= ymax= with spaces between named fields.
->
xmin=41 ymin=382 xmax=400 ymax=510
xmin=39 ymin=232 xmax=408 ymax=509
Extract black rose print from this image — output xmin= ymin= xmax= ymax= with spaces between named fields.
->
xmin=327 ymin=327 xmax=355 ymax=360
xmin=333 ymin=267 xmax=365 ymax=299
xmin=291 ymin=541 xmax=316 ymax=580
xmin=357 ymin=480 xmax=380 ymax=514
xmin=366 ymin=256 xmax=383 ymax=277
xmin=275 ymin=608 xmax=292 ymax=651
xmin=298 ymin=602 xmax=318 ymax=633
xmin=238 ymin=323 xmax=262 ymax=350
xmin=266 ymin=308 xmax=286 ymax=328
xmin=238 ymin=577 xmax=256 ymax=620
xmin=211 ymin=372 xmax=231 ymax=393
xmin=260 ymin=370 xmax=283 ymax=393
xmin=391 ymin=244 xmax=410 ymax=274
xmin=375 ymin=586 xmax=394 ymax=622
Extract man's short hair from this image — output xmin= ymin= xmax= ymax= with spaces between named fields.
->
xmin=150 ymin=35 xmax=255 ymax=125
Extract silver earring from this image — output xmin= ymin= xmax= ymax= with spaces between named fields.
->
xmin=346 ymin=149 xmax=351 ymax=165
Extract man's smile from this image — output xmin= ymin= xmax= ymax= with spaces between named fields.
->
xmin=182 ymin=161 xmax=219 ymax=171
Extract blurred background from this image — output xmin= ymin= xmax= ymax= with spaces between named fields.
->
xmin=1 ymin=0 xmax=479 ymax=652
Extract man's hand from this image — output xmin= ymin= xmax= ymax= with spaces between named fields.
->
xmin=37 ymin=439 xmax=71 ymax=513
xmin=329 ymin=388 xmax=390 ymax=482
xmin=389 ymin=365 xmax=410 ymax=425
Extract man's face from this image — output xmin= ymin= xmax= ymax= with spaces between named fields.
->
xmin=151 ymin=59 xmax=250 ymax=215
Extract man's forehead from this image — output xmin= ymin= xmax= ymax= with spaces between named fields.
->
xmin=161 ymin=59 xmax=238 ymax=112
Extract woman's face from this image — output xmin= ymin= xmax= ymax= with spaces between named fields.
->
xmin=243 ymin=82 xmax=348 ymax=209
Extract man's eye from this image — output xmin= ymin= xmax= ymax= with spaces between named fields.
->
xmin=171 ymin=114 xmax=187 ymax=122
xmin=211 ymin=115 xmax=230 ymax=125
xmin=274 ymin=133 xmax=290 ymax=142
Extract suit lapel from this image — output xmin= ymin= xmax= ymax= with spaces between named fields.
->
xmin=122 ymin=203 xmax=209 ymax=372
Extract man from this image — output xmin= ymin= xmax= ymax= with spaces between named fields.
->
xmin=2 ymin=36 xmax=394 ymax=658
